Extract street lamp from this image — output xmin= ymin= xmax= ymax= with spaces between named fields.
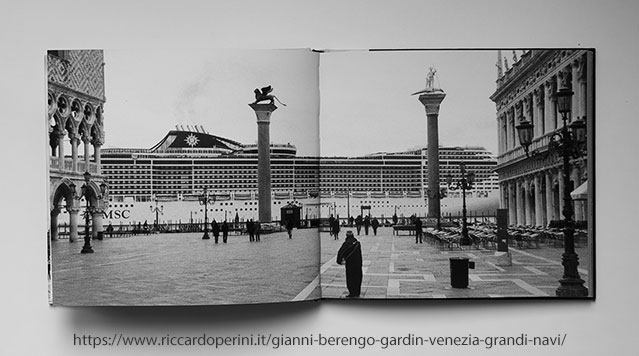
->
xmin=70 ymin=172 xmax=96 ymax=253
xmin=516 ymin=84 xmax=588 ymax=297
xmin=199 ymin=187 xmax=215 ymax=240
xmin=448 ymin=164 xmax=474 ymax=245
xmin=149 ymin=196 xmax=164 ymax=232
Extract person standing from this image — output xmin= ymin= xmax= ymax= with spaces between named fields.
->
xmin=331 ymin=217 xmax=340 ymax=240
xmin=371 ymin=217 xmax=379 ymax=236
xmin=247 ymin=219 xmax=255 ymax=242
xmin=415 ymin=217 xmax=423 ymax=244
xmin=328 ymin=215 xmax=335 ymax=237
xmin=286 ymin=219 xmax=294 ymax=239
xmin=355 ymin=215 xmax=363 ymax=235
xmin=221 ymin=220 xmax=229 ymax=243
xmin=336 ymin=231 xmax=362 ymax=298
xmin=363 ymin=215 xmax=371 ymax=236
xmin=254 ymin=220 xmax=261 ymax=242
xmin=212 ymin=219 xmax=220 ymax=244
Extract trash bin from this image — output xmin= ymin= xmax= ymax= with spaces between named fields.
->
xmin=97 ymin=231 xmax=104 ymax=240
xmin=449 ymin=257 xmax=475 ymax=288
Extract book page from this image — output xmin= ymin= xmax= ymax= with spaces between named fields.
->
xmin=318 ymin=49 xmax=594 ymax=300
xmin=47 ymin=48 xmax=322 ymax=305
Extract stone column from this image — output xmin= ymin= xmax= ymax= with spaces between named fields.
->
xmin=68 ymin=206 xmax=79 ymax=243
xmin=572 ymin=167 xmax=583 ymax=222
xmin=506 ymin=109 xmax=513 ymax=150
xmin=534 ymin=174 xmax=544 ymax=226
xmin=523 ymin=178 xmax=532 ymax=225
xmin=92 ymin=208 xmax=103 ymax=239
xmin=546 ymin=78 xmax=557 ymax=131
xmin=558 ymin=171 xmax=565 ymax=219
xmin=418 ymin=90 xmax=446 ymax=221
xmin=82 ymin=136 xmax=91 ymax=170
xmin=508 ymin=181 xmax=517 ymax=225
xmin=499 ymin=182 xmax=507 ymax=208
xmin=575 ymin=55 xmax=586 ymax=121
xmin=70 ymin=135 xmax=79 ymax=172
xmin=50 ymin=207 xmax=60 ymax=241
xmin=94 ymin=142 xmax=102 ymax=175
xmin=516 ymin=179 xmax=524 ymax=226
xmin=57 ymin=131 xmax=66 ymax=170
xmin=545 ymin=170 xmax=554 ymax=223
xmin=249 ymin=102 xmax=277 ymax=222
xmin=534 ymin=87 xmax=545 ymax=137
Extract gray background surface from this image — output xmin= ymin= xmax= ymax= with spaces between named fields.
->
xmin=1 ymin=0 xmax=637 ymax=355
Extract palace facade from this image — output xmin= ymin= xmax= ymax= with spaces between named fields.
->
xmin=47 ymin=50 xmax=108 ymax=241
xmin=491 ymin=49 xmax=593 ymax=227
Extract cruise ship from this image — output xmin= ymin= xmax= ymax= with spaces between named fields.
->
xmin=88 ymin=126 xmax=499 ymax=226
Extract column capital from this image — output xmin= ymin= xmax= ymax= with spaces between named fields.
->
xmin=418 ymin=91 xmax=446 ymax=115
xmin=249 ymin=103 xmax=277 ymax=123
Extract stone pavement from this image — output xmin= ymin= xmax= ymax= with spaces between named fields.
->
xmin=51 ymin=229 xmax=321 ymax=306
xmin=318 ymin=227 xmax=592 ymax=299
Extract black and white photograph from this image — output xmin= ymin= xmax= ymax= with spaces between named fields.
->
xmin=47 ymin=48 xmax=594 ymax=305
xmin=47 ymin=48 xmax=322 ymax=305
xmin=317 ymin=49 xmax=594 ymax=299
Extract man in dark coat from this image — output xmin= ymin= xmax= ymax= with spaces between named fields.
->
xmin=354 ymin=215 xmax=363 ymax=235
xmin=212 ymin=219 xmax=220 ymax=243
xmin=286 ymin=219 xmax=294 ymax=239
xmin=371 ymin=217 xmax=379 ymax=236
xmin=247 ymin=219 xmax=255 ymax=242
xmin=221 ymin=220 xmax=229 ymax=243
xmin=363 ymin=215 xmax=371 ymax=235
xmin=331 ymin=217 xmax=340 ymax=240
xmin=336 ymin=231 xmax=362 ymax=298
xmin=254 ymin=220 xmax=261 ymax=242
xmin=415 ymin=217 xmax=423 ymax=244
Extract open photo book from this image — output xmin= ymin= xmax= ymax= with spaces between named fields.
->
xmin=47 ymin=48 xmax=595 ymax=305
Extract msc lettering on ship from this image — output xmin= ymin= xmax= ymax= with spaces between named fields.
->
xmin=103 ymin=209 xmax=131 ymax=220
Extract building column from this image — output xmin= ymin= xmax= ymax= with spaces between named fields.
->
xmin=572 ymin=167 xmax=584 ymax=222
xmin=524 ymin=178 xmax=533 ymax=226
xmin=94 ymin=143 xmax=102 ymax=174
xmin=50 ymin=207 xmax=60 ymax=241
xmin=534 ymin=87 xmax=545 ymax=137
xmin=508 ymin=181 xmax=516 ymax=226
xmin=575 ymin=54 xmax=587 ymax=121
xmin=71 ymin=135 xmax=79 ymax=172
xmin=546 ymin=78 xmax=557 ymax=132
xmin=545 ymin=170 xmax=555 ymax=223
xmin=534 ymin=174 xmax=544 ymax=226
xmin=68 ymin=207 xmax=79 ymax=243
xmin=506 ymin=109 xmax=514 ymax=150
xmin=57 ymin=131 xmax=66 ymax=170
xmin=558 ymin=171 xmax=565 ymax=219
xmin=516 ymin=179 xmax=524 ymax=226
xmin=499 ymin=182 xmax=507 ymax=208
xmin=83 ymin=136 xmax=91 ymax=170
xmin=92 ymin=208 xmax=103 ymax=239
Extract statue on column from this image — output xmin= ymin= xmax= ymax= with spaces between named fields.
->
xmin=425 ymin=67 xmax=437 ymax=90
xmin=252 ymin=85 xmax=287 ymax=106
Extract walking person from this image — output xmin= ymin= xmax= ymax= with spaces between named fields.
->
xmin=254 ymin=220 xmax=261 ymax=242
xmin=363 ymin=215 xmax=371 ymax=236
xmin=222 ymin=220 xmax=229 ymax=243
xmin=332 ymin=217 xmax=340 ymax=240
xmin=355 ymin=215 xmax=363 ymax=235
xmin=415 ymin=217 xmax=423 ymax=244
xmin=286 ymin=219 xmax=294 ymax=239
xmin=247 ymin=219 xmax=255 ymax=242
xmin=336 ymin=231 xmax=362 ymax=298
xmin=212 ymin=219 xmax=220 ymax=243
xmin=371 ymin=217 xmax=379 ymax=236
xmin=328 ymin=215 xmax=335 ymax=237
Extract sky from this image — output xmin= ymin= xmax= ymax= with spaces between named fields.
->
xmin=102 ymin=48 xmax=502 ymax=157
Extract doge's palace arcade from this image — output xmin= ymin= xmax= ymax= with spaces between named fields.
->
xmin=47 ymin=50 xmax=108 ymax=243
xmin=490 ymin=49 xmax=593 ymax=229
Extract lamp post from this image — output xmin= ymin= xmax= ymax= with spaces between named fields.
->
xmin=71 ymin=171 xmax=104 ymax=254
xmin=516 ymin=84 xmax=588 ymax=297
xmin=448 ymin=165 xmax=474 ymax=245
xmin=149 ymin=196 xmax=164 ymax=232
xmin=199 ymin=187 xmax=215 ymax=240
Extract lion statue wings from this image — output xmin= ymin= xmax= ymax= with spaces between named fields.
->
xmin=252 ymin=85 xmax=287 ymax=106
